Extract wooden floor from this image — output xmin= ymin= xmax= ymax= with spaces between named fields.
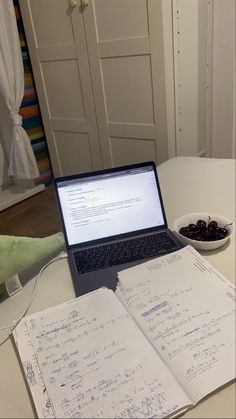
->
xmin=0 ymin=185 xmax=62 ymax=238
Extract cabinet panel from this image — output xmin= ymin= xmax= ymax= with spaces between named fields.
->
xmin=110 ymin=137 xmax=156 ymax=167
xmin=94 ymin=0 xmax=149 ymax=41
xmin=42 ymin=60 xmax=85 ymax=119
xmin=29 ymin=0 xmax=74 ymax=47
xmin=54 ymin=131 xmax=93 ymax=175
xmin=101 ymin=55 xmax=154 ymax=124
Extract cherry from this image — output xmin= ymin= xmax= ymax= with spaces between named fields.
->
xmin=208 ymin=220 xmax=218 ymax=230
xmin=215 ymin=230 xmax=225 ymax=240
xmin=196 ymin=219 xmax=207 ymax=231
xmin=188 ymin=223 xmax=198 ymax=232
xmin=218 ymin=227 xmax=228 ymax=237
xmin=179 ymin=227 xmax=188 ymax=236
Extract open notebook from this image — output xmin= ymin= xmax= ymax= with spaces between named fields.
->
xmin=13 ymin=246 xmax=235 ymax=418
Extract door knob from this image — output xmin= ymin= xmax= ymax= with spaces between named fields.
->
xmin=80 ymin=0 xmax=88 ymax=10
xmin=69 ymin=0 xmax=78 ymax=7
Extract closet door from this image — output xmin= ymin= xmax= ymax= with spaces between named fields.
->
xmin=20 ymin=0 xmax=169 ymax=175
xmin=83 ymin=0 xmax=169 ymax=167
xmin=20 ymin=0 xmax=102 ymax=176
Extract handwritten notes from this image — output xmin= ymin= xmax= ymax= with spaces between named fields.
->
xmin=13 ymin=246 xmax=235 ymax=418
xmin=24 ymin=288 xmax=190 ymax=418
xmin=117 ymin=246 xmax=236 ymax=404
xmin=13 ymin=300 xmax=74 ymax=418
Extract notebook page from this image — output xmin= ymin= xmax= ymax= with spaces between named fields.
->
xmin=28 ymin=288 xmax=191 ymax=418
xmin=13 ymin=298 xmax=78 ymax=418
xmin=116 ymin=246 xmax=235 ymax=405
xmin=13 ymin=320 xmax=55 ymax=418
xmin=187 ymin=246 xmax=235 ymax=299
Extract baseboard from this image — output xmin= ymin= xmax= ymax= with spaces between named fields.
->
xmin=0 ymin=183 xmax=45 ymax=212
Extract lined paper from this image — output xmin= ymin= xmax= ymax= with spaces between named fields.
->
xmin=13 ymin=320 xmax=55 ymax=418
xmin=116 ymin=246 xmax=236 ymax=404
xmin=27 ymin=288 xmax=191 ymax=418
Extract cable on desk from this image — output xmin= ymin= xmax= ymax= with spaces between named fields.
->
xmin=0 ymin=253 xmax=68 ymax=342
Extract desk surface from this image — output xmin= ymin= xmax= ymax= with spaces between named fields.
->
xmin=0 ymin=157 xmax=235 ymax=418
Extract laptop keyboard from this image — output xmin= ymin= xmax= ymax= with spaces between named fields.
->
xmin=74 ymin=232 xmax=179 ymax=275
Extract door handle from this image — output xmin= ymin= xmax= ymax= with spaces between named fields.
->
xmin=69 ymin=0 xmax=78 ymax=7
xmin=80 ymin=0 xmax=88 ymax=11
xmin=81 ymin=0 xmax=88 ymax=7
xmin=69 ymin=0 xmax=88 ymax=11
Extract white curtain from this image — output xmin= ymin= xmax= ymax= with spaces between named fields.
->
xmin=0 ymin=0 xmax=39 ymax=180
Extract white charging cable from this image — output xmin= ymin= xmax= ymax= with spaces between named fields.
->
xmin=0 ymin=253 xmax=68 ymax=337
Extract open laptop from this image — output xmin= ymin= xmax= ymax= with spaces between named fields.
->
xmin=54 ymin=161 xmax=182 ymax=296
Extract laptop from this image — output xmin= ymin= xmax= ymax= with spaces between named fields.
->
xmin=54 ymin=161 xmax=183 ymax=296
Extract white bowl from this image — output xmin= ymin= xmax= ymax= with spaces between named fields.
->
xmin=173 ymin=213 xmax=234 ymax=251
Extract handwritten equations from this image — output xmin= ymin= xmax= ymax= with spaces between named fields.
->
xmin=13 ymin=246 xmax=235 ymax=418
xmin=26 ymin=288 xmax=190 ymax=418
xmin=13 ymin=320 xmax=54 ymax=418
xmin=117 ymin=246 xmax=236 ymax=404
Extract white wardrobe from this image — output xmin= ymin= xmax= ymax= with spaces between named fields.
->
xmin=19 ymin=0 xmax=171 ymax=176
xmin=18 ymin=0 xmax=235 ymax=177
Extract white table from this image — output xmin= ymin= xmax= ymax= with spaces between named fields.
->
xmin=0 ymin=157 xmax=235 ymax=418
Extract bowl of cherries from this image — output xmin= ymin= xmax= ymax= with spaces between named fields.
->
xmin=173 ymin=213 xmax=234 ymax=250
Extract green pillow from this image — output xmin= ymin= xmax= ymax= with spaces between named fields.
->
xmin=0 ymin=232 xmax=65 ymax=287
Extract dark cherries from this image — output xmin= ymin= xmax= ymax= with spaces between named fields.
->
xmin=179 ymin=217 xmax=231 ymax=241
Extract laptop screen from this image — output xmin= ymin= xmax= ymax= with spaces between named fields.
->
xmin=55 ymin=163 xmax=166 ymax=246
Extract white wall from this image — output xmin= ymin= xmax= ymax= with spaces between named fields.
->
xmin=233 ymin=62 xmax=235 ymax=158
xmin=211 ymin=0 xmax=235 ymax=158
xmin=162 ymin=0 xmax=235 ymax=160
xmin=163 ymin=0 xmax=212 ymax=158
xmin=173 ymin=0 xmax=199 ymax=157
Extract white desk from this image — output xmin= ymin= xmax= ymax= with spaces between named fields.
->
xmin=0 ymin=157 xmax=235 ymax=418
